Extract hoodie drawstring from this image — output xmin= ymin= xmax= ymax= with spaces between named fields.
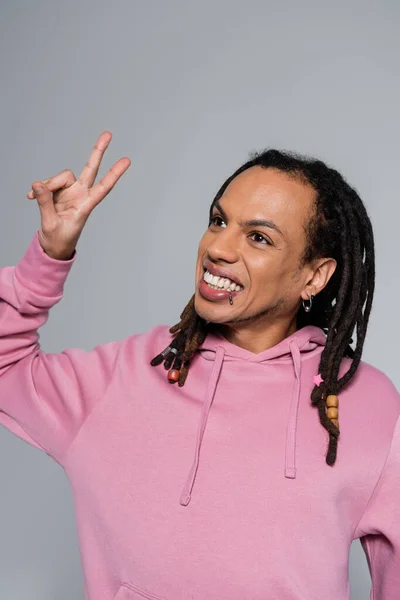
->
xmin=180 ymin=345 xmax=225 ymax=506
xmin=179 ymin=338 xmax=302 ymax=505
xmin=285 ymin=339 xmax=302 ymax=479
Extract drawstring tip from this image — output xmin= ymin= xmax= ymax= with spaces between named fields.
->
xmin=284 ymin=466 xmax=297 ymax=479
xmin=179 ymin=492 xmax=191 ymax=506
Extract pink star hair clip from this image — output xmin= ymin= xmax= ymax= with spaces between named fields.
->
xmin=313 ymin=373 xmax=324 ymax=386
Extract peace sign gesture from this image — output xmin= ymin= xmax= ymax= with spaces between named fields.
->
xmin=28 ymin=131 xmax=131 ymax=260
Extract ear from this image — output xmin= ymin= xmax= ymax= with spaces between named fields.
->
xmin=300 ymin=257 xmax=337 ymax=300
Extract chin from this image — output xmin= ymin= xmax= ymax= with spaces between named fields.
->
xmin=194 ymin=293 xmax=230 ymax=324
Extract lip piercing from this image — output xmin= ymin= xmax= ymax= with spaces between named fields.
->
xmin=229 ymin=294 xmax=233 ymax=305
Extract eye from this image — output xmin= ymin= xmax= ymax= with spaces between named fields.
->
xmin=209 ymin=215 xmax=226 ymax=228
xmin=249 ymin=232 xmax=271 ymax=245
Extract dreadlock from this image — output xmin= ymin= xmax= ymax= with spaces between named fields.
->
xmin=150 ymin=149 xmax=375 ymax=468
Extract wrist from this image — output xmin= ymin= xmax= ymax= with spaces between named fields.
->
xmin=42 ymin=247 xmax=76 ymax=261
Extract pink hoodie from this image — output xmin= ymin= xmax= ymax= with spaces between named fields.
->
xmin=1 ymin=230 xmax=399 ymax=600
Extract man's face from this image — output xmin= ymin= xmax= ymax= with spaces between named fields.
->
xmin=194 ymin=166 xmax=318 ymax=328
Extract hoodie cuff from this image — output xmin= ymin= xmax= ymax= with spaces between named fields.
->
xmin=15 ymin=230 xmax=77 ymax=298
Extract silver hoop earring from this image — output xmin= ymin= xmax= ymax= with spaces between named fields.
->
xmin=303 ymin=293 xmax=314 ymax=313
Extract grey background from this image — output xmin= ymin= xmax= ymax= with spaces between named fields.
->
xmin=0 ymin=0 xmax=399 ymax=598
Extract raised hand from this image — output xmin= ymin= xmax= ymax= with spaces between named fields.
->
xmin=27 ymin=131 xmax=131 ymax=259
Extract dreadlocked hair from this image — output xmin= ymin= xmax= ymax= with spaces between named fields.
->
xmin=150 ymin=149 xmax=375 ymax=468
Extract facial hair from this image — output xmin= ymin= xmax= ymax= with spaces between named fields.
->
xmin=204 ymin=291 xmax=289 ymax=327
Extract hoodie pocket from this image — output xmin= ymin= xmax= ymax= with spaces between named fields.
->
xmin=114 ymin=582 xmax=165 ymax=600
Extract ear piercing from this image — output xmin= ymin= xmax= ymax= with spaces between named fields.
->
xmin=303 ymin=293 xmax=314 ymax=312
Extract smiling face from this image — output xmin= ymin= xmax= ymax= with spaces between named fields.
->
xmin=194 ymin=166 xmax=335 ymax=339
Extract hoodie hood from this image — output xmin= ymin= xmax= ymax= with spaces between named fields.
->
xmin=198 ymin=324 xmax=327 ymax=363
xmin=179 ymin=325 xmax=327 ymax=506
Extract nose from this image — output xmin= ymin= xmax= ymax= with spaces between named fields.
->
xmin=206 ymin=229 xmax=239 ymax=264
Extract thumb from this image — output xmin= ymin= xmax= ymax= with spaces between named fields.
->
xmin=32 ymin=182 xmax=57 ymax=227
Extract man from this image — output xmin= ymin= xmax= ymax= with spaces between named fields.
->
xmin=0 ymin=131 xmax=399 ymax=599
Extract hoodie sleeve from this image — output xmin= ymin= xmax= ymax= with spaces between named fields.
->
xmin=0 ymin=231 xmax=122 ymax=465
xmin=354 ymin=413 xmax=400 ymax=599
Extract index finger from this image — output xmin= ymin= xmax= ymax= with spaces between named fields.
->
xmin=78 ymin=131 xmax=113 ymax=188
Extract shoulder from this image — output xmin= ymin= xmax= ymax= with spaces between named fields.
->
xmin=348 ymin=358 xmax=399 ymax=399
xmin=119 ymin=324 xmax=175 ymax=361
xmin=340 ymin=356 xmax=400 ymax=416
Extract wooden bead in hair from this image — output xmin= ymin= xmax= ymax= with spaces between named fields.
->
xmin=326 ymin=394 xmax=339 ymax=431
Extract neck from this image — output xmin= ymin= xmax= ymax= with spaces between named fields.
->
xmin=216 ymin=316 xmax=299 ymax=354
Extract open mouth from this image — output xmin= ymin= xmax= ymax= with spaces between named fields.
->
xmin=202 ymin=269 xmax=244 ymax=292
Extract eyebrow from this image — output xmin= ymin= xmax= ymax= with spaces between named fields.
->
xmin=212 ymin=200 xmax=284 ymax=238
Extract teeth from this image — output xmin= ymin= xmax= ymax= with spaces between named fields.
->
xmin=203 ymin=270 xmax=243 ymax=291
